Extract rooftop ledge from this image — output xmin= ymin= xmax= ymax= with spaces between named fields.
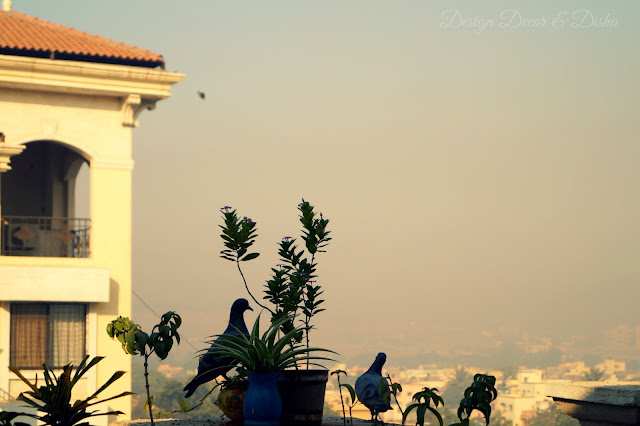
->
xmin=547 ymin=381 xmax=640 ymax=425
xmin=0 ymin=54 xmax=184 ymax=99
xmin=111 ymin=417 xmax=401 ymax=426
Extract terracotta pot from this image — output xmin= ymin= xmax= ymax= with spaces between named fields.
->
xmin=215 ymin=383 xmax=248 ymax=425
xmin=277 ymin=369 xmax=328 ymax=426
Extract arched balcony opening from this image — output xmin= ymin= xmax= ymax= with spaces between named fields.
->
xmin=1 ymin=141 xmax=90 ymax=258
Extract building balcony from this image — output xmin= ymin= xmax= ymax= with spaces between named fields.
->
xmin=1 ymin=216 xmax=90 ymax=258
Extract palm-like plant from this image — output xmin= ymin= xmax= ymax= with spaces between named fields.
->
xmin=9 ymin=355 xmax=132 ymax=426
xmin=402 ymin=387 xmax=444 ymax=426
xmin=205 ymin=314 xmax=335 ymax=373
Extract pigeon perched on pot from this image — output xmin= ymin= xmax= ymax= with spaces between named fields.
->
xmin=183 ymin=298 xmax=252 ymax=398
xmin=355 ymin=352 xmax=390 ymax=421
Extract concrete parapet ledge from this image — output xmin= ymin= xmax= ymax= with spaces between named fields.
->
xmin=547 ymin=381 xmax=640 ymax=425
xmin=111 ymin=417 xmax=401 ymax=426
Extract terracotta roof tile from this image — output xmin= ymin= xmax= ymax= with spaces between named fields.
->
xmin=0 ymin=10 xmax=164 ymax=68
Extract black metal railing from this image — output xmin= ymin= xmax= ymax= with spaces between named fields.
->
xmin=1 ymin=216 xmax=90 ymax=258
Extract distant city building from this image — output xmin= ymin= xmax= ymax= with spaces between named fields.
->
xmin=495 ymin=369 xmax=551 ymax=425
xmin=0 ymin=2 xmax=182 ymax=423
xmin=595 ymin=359 xmax=626 ymax=380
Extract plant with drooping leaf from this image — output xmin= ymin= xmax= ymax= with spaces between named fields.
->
xmin=368 ymin=375 xmax=403 ymax=423
xmin=402 ymin=387 xmax=444 ymax=426
xmin=331 ymin=369 xmax=358 ymax=426
xmin=219 ymin=199 xmax=332 ymax=368
xmin=450 ymin=374 xmax=498 ymax=426
xmin=8 ymin=356 xmax=132 ymax=426
xmin=107 ymin=311 xmax=181 ymax=426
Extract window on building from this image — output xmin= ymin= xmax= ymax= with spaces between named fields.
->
xmin=10 ymin=303 xmax=87 ymax=369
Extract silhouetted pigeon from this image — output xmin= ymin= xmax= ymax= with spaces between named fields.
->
xmin=355 ymin=352 xmax=390 ymax=421
xmin=183 ymin=298 xmax=252 ymax=397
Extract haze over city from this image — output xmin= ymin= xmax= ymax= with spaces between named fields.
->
xmin=18 ymin=0 xmax=640 ymax=369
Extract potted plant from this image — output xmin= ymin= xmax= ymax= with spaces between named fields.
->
xmin=206 ymin=314 xmax=335 ymax=426
xmin=215 ymin=369 xmax=249 ymax=425
xmin=219 ymin=199 xmax=333 ymax=424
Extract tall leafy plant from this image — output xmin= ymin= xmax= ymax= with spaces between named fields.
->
xmin=398 ymin=373 xmax=498 ymax=426
xmin=107 ymin=311 xmax=181 ymax=426
xmin=219 ymin=200 xmax=332 ymax=367
xmin=8 ymin=356 xmax=132 ymax=426
xmin=331 ymin=369 xmax=356 ymax=426
xmin=450 ymin=374 xmax=498 ymax=426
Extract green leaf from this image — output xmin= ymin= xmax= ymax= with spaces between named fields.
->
xmin=428 ymin=407 xmax=443 ymax=426
xmin=241 ymin=253 xmax=260 ymax=261
xmin=402 ymin=403 xmax=417 ymax=425
xmin=341 ymin=384 xmax=356 ymax=404
xmin=154 ymin=339 xmax=165 ymax=357
xmin=178 ymin=397 xmax=190 ymax=411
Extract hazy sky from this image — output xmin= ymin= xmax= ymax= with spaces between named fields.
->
xmin=18 ymin=1 xmax=640 ymax=366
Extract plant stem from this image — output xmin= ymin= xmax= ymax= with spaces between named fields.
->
xmin=153 ymin=382 xmax=221 ymax=415
xmin=143 ymin=352 xmax=155 ymax=426
xmin=236 ymin=259 xmax=273 ymax=314
xmin=387 ymin=375 xmax=404 ymax=418
xmin=305 ymin=316 xmax=310 ymax=370
xmin=304 ymin=252 xmax=316 ymax=370
xmin=337 ymin=375 xmax=347 ymax=426
xmin=393 ymin=395 xmax=404 ymax=419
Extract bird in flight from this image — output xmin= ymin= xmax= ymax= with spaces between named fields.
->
xmin=197 ymin=91 xmax=205 ymax=100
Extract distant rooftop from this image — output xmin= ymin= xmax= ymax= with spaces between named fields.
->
xmin=0 ymin=0 xmax=164 ymax=68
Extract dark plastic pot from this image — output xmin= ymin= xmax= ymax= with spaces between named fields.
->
xmin=244 ymin=371 xmax=282 ymax=426
xmin=277 ymin=369 xmax=328 ymax=426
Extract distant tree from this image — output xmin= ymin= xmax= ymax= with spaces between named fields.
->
xmin=441 ymin=367 xmax=473 ymax=424
xmin=442 ymin=367 xmax=473 ymax=406
xmin=502 ymin=366 xmax=517 ymax=382
xmin=525 ymin=403 xmax=579 ymax=426
xmin=489 ymin=410 xmax=513 ymax=426
xmin=584 ymin=367 xmax=605 ymax=381
xmin=582 ymin=353 xmax=602 ymax=367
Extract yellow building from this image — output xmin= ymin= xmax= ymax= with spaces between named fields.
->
xmin=495 ymin=369 xmax=552 ymax=425
xmin=0 ymin=1 xmax=183 ymax=423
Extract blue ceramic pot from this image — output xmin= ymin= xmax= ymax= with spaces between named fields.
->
xmin=244 ymin=371 xmax=282 ymax=426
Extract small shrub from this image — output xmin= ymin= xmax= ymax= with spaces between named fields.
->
xmin=107 ymin=311 xmax=181 ymax=426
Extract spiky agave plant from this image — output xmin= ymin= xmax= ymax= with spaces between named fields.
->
xmin=9 ymin=355 xmax=132 ymax=426
xmin=204 ymin=314 xmax=336 ymax=373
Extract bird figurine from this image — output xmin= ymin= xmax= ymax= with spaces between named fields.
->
xmin=355 ymin=352 xmax=390 ymax=421
xmin=183 ymin=298 xmax=252 ymax=398
xmin=197 ymin=90 xmax=205 ymax=100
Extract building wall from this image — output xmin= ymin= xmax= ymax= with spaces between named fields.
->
xmin=495 ymin=369 xmax=552 ymax=425
xmin=0 ymin=86 xmax=134 ymax=423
